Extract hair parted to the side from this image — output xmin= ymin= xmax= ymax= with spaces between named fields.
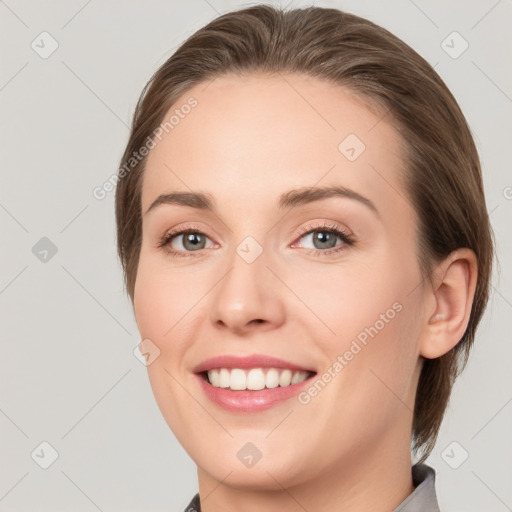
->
xmin=115 ymin=5 xmax=494 ymax=462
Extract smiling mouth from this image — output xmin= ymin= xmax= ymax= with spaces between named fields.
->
xmin=200 ymin=367 xmax=317 ymax=391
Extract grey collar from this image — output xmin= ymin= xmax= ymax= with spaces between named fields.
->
xmin=393 ymin=463 xmax=440 ymax=511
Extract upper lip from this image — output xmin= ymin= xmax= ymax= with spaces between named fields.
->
xmin=193 ymin=354 xmax=316 ymax=374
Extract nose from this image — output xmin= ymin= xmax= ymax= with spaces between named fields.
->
xmin=209 ymin=244 xmax=286 ymax=336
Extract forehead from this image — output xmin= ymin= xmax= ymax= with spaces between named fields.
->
xmin=141 ymin=72 xmax=408 ymax=216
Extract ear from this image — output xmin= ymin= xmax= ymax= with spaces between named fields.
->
xmin=420 ymin=248 xmax=478 ymax=359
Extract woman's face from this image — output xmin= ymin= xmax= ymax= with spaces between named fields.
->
xmin=134 ymin=73 xmax=428 ymax=489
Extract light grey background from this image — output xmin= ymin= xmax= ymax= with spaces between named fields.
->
xmin=1 ymin=1 xmax=511 ymax=511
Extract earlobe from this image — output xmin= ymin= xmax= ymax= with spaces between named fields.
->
xmin=420 ymin=248 xmax=478 ymax=359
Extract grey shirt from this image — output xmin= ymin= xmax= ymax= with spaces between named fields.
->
xmin=183 ymin=463 xmax=440 ymax=511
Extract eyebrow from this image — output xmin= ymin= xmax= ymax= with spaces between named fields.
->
xmin=143 ymin=185 xmax=379 ymax=217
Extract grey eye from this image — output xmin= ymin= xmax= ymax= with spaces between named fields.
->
xmin=300 ymin=230 xmax=340 ymax=250
xmin=172 ymin=232 xmax=210 ymax=251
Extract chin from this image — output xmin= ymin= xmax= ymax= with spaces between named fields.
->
xmin=192 ymin=442 xmax=313 ymax=492
xmin=200 ymin=461 xmax=304 ymax=491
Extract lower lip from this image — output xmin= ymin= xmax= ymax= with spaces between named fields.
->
xmin=195 ymin=373 xmax=315 ymax=412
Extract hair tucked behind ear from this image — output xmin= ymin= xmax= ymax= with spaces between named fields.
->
xmin=115 ymin=4 xmax=494 ymax=462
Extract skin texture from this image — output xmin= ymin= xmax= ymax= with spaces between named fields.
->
xmin=133 ymin=73 xmax=477 ymax=511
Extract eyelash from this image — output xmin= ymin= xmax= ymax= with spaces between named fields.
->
xmin=156 ymin=222 xmax=355 ymax=259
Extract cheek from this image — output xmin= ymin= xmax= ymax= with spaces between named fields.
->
xmin=281 ymin=254 xmax=402 ymax=344
xmin=133 ymin=255 xmax=205 ymax=426
xmin=300 ymin=250 xmax=422 ymax=392
xmin=133 ymin=263 xmax=168 ymax=341
xmin=133 ymin=251 xmax=221 ymax=369
xmin=134 ymin=254 xmax=196 ymax=350
xmin=336 ymin=280 xmax=424 ymax=422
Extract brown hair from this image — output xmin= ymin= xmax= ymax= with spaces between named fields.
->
xmin=115 ymin=5 xmax=494 ymax=462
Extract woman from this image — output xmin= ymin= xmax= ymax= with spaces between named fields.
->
xmin=115 ymin=5 xmax=493 ymax=511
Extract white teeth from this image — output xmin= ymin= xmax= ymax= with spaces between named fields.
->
xmin=230 ymin=369 xmax=247 ymax=390
xmin=279 ymin=369 xmax=292 ymax=387
xmin=219 ymin=368 xmax=230 ymax=388
xmin=247 ymin=368 xmax=265 ymax=390
xmin=292 ymin=372 xmax=308 ymax=384
xmin=206 ymin=367 xmax=311 ymax=390
xmin=208 ymin=369 xmax=220 ymax=387
xmin=265 ymin=368 xmax=279 ymax=389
